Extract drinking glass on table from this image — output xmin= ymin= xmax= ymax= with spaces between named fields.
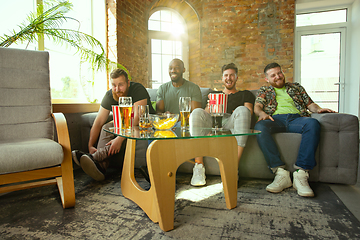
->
xmin=210 ymin=104 xmax=224 ymax=130
xmin=138 ymin=105 xmax=152 ymax=130
xmin=179 ymin=97 xmax=191 ymax=129
xmin=119 ymin=97 xmax=132 ymax=130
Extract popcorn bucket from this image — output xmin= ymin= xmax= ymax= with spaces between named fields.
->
xmin=113 ymin=127 xmax=122 ymax=135
xmin=208 ymin=93 xmax=228 ymax=113
xmin=112 ymin=105 xmax=121 ymax=129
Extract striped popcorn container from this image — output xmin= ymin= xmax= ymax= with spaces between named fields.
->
xmin=208 ymin=93 xmax=228 ymax=113
xmin=112 ymin=105 xmax=121 ymax=129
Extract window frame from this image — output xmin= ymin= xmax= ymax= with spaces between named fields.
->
xmin=47 ymin=0 xmax=107 ymax=104
xmin=147 ymin=8 xmax=189 ymax=89
xmin=295 ymin=5 xmax=351 ymax=112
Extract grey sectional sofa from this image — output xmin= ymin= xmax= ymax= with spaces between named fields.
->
xmin=81 ymin=87 xmax=359 ymax=185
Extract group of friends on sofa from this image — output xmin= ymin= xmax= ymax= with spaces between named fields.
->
xmin=71 ymin=59 xmax=335 ymax=198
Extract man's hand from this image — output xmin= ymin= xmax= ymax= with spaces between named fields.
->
xmin=106 ymin=136 xmax=124 ymax=156
xmin=89 ymin=146 xmax=97 ymax=154
xmin=156 ymin=100 xmax=165 ymax=114
xmin=257 ymin=112 xmax=274 ymax=122
xmin=254 ymin=102 xmax=274 ymax=122
xmin=308 ymin=103 xmax=336 ymax=114
xmin=317 ymin=108 xmax=336 ymax=113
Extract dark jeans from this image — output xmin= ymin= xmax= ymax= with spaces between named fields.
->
xmin=254 ymin=114 xmax=320 ymax=172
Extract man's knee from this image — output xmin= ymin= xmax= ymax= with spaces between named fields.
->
xmin=230 ymin=106 xmax=251 ymax=127
xmin=102 ymin=121 xmax=114 ymax=130
xmin=303 ymin=118 xmax=321 ymax=133
xmin=233 ymin=106 xmax=250 ymax=116
xmin=190 ymin=108 xmax=205 ymax=116
xmin=254 ymin=120 xmax=269 ymax=131
xmin=190 ymin=108 xmax=207 ymax=122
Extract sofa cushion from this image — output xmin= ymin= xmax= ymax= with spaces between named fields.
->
xmin=147 ymin=88 xmax=158 ymax=102
xmin=200 ymin=88 xmax=212 ymax=108
xmin=312 ymin=113 xmax=359 ymax=184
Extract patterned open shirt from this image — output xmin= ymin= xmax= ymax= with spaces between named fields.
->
xmin=255 ymin=82 xmax=314 ymax=117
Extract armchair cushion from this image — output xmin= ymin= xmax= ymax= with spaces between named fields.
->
xmin=0 ymin=139 xmax=63 ymax=174
xmin=0 ymin=47 xmax=52 ymax=142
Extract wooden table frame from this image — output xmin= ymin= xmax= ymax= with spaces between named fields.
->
xmin=121 ymin=136 xmax=239 ymax=231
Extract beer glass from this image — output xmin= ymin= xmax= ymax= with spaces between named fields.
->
xmin=179 ymin=97 xmax=191 ymax=129
xmin=119 ymin=97 xmax=132 ymax=130
xmin=210 ymin=104 xmax=224 ymax=130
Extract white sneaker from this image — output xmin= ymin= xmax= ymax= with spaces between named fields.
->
xmin=191 ymin=163 xmax=206 ymax=186
xmin=293 ymin=170 xmax=314 ymax=197
xmin=266 ymin=168 xmax=292 ymax=193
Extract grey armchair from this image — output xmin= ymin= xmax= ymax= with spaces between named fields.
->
xmin=0 ymin=47 xmax=75 ymax=208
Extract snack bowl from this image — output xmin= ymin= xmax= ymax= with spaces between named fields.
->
xmin=150 ymin=113 xmax=179 ymax=130
xmin=153 ymin=130 xmax=177 ymax=138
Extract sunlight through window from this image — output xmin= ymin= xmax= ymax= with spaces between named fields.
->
xmin=149 ymin=10 xmax=185 ymax=35
xmin=296 ymin=9 xmax=347 ymax=27
xmin=176 ymin=183 xmax=224 ymax=202
xmin=148 ymin=9 xmax=188 ymax=89
xmin=0 ymin=0 xmax=107 ymax=103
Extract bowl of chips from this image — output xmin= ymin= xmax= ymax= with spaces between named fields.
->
xmin=153 ymin=130 xmax=177 ymax=138
xmin=150 ymin=113 xmax=179 ymax=130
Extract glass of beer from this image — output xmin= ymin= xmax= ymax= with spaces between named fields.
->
xmin=138 ymin=105 xmax=152 ymax=130
xmin=179 ymin=97 xmax=191 ymax=129
xmin=119 ymin=97 xmax=132 ymax=130
xmin=210 ymin=104 xmax=224 ymax=130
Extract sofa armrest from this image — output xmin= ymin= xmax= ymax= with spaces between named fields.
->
xmin=311 ymin=113 xmax=359 ymax=184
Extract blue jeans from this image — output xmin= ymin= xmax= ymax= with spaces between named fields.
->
xmin=254 ymin=114 xmax=320 ymax=172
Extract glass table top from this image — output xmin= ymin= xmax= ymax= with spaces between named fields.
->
xmin=105 ymin=127 xmax=261 ymax=141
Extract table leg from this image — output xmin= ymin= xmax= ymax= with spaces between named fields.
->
xmin=121 ymin=136 xmax=238 ymax=232
xmin=121 ymin=139 xmax=159 ymax=223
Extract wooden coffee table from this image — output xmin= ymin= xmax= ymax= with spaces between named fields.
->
xmin=105 ymin=127 xmax=260 ymax=231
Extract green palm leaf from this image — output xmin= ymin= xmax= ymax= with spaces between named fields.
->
xmin=0 ymin=0 xmax=130 ymax=78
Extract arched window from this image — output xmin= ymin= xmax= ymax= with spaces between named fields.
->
xmin=148 ymin=9 xmax=188 ymax=89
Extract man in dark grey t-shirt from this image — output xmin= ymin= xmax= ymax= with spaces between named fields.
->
xmin=72 ymin=69 xmax=154 ymax=181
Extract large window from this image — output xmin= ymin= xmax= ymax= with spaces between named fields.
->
xmin=0 ymin=0 xmax=106 ymax=103
xmin=148 ymin=9 xmax=188 ymax=89
xmin=296 ymin=9 xmax=347 ymax=27
xmin=295 ymin=9 xmax=348 ymax=111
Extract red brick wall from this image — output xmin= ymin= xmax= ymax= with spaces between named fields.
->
xmin=106 ymin=0 xmax=152 ymax=88
xmin=106 ymin=0 xmax=295 ymax=90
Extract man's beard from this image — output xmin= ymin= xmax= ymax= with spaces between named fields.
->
xmin=112 ymin=91 xmax=119 ymax=102
xmin=170 ymin=73 xmax=182 ymax=83
xmin=224 ymin=83 xmax=236 ymax=91
xmin=223 ymin=80 xmax=236 ymax=91
xmin=270 ymin=77 xmax=286 ymax=88
xmin=112 ymin=91 xmax=127 ymax=102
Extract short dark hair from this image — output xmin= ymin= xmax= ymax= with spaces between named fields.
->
xmin=264 ymin=62 xmax=281 ymax=75
xmin=222 ymin=63 xmax=238 ymax=74
xmin=170 ymin=58 xmax=185 ymax=68
xmin=110 ymin=68 xmax=129 ymax=81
